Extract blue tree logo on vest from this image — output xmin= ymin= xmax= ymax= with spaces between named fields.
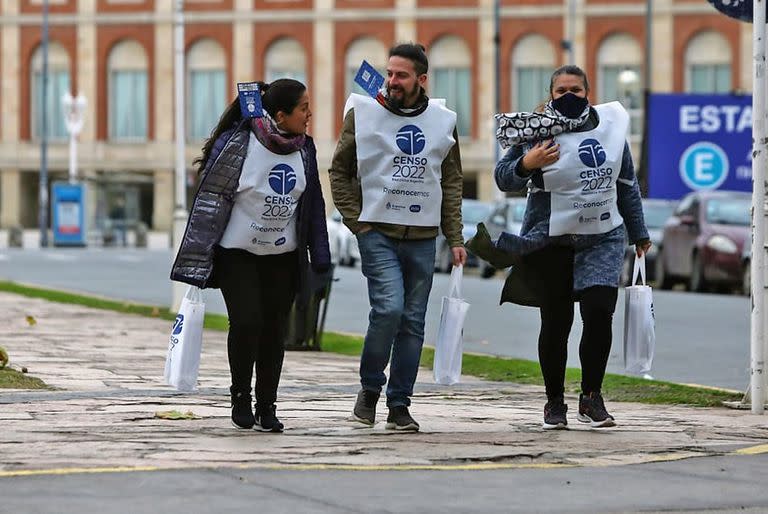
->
xmin=172 ymin=314 xmax=184 ymax=335
xmin=396 ymin=125 xmax=426 ymax=155
xmin=269 ymin=164 xmax=297 ymax=195
xmin=578 ymin=139 xmax=607 ymax=168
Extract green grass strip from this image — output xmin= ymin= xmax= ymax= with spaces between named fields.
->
xmin=0 ymin=280 xmax=743 ymax=406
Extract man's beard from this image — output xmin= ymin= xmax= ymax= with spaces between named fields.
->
xmin=386 ymin=83 xmax=420 ymax=109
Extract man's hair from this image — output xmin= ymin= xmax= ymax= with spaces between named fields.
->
xmin=389 ymin=43 xmax=429 ymax=76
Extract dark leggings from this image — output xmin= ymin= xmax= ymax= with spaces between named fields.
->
xmin=215 ymin=246 xmax=298 ymax=407
xmin=525 ymin=245 xmax=618 ymax=401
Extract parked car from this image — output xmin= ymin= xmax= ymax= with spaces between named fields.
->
xmin=621 ymin=198 xmax=678 ymax=285
xmin=434 ymin=199 xmax=493 ymax=272
xmin=327 ymin=209 xmax=360 ymax=267
xmin=655 ymin=190 xmax=751 ymax=293
xmin=477 ymin=197 xmax=527 ymax=278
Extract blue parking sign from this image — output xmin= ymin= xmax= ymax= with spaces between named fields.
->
xmin=647 ymin=94 xmax=752 ymax=199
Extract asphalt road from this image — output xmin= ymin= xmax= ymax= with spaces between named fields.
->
xmin=0 ymin=247 xmax=751 ymax=391
xmin=2 ymin=454 xmax=768 ymax=513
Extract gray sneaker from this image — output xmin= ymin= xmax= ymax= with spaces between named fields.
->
xmin=351 ymin=389 xmax=379 ymax=426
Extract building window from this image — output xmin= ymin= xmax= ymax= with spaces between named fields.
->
xmin=108 ymin=40 xmax=148 ymax=141
xmin=597 ymin=34 xmax=643 ymax=141
xmin=31 ymin=42 xmax=70 ymax=140
xmin=430 ymin=36 xmax=472 ymax=137
xmin=685 ymin=31 xmax=732 ymax=93
xmin=512 ymin=34 xmax=556 ymax=112
xmin=187 ymin=38 xmax=227 ymax=141
xmin=265 ymin=37 xmax=307 ymax=85
xmin=345 ymin=37 xmax=387 ymax=98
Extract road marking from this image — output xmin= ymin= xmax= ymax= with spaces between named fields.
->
xmin=0 ymin=462 xmax=575 ymax=478
xmin=43 ymin=254 xmax=77 ymax=262
xmin=735 ymin=444 xmax=768 ymax=455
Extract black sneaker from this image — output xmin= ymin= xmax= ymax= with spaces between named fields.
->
xmin=577 ymin=392 xmax=616 ymax=428
xmin=542 ymin=398 xmax=568 ymax=430
xmin=255 ymin=404 xmax=284 ymax=433
xmin=351 ymin=389 xmax=379 ymax=426
xmin=385 ymin=405 xmax=420 ymax=432
xmin=231 ymin=392 xmax=255 ymax=430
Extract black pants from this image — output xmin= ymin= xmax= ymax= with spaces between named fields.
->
xmin=215 ymin=246 xmax=298 ymax=407
xmin=524 ymin=245 xmax=618 ymax=401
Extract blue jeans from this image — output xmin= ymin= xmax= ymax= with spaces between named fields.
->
xmin=356 ymin=230 xmax=436 ymax=407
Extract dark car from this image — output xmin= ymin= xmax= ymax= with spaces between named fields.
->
xmin=478 ymin=197 xmax=527 ymax=279
xmin=434 ymin=198 xmax=493 ymax=272
xmin=655 ymin=190 xmax=751 ymax=294
xmin=621 ymin=198 xmax=678 ymax=285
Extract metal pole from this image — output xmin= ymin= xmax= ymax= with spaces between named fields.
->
xmin=493 ymin=0 xmax=506 ymax=200
xmin=638 ymin=0 xmax=653 ymax=195
xmin=567 ymin=0 xmax=575 ymax=64
xmin=172 ymin=0 xmax=188 ymax=311
xmin=750 ymin=0 xmax=766 ymax=414
xmin=38 ymin=0 xmax=50 ymax=247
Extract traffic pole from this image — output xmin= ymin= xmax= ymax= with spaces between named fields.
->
xmin=749 ymin=0 xmax=766 ymax=414
xmin=171 ymin=0 xmax=188 ymax=312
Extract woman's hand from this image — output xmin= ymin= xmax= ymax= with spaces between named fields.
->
xmin=635 ymin=239 xmax=652 ymax=257
xmin=521 ymin=140 xmax=560 ymax=172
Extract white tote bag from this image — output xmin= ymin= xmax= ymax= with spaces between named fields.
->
xmin=623 ymin=254 xmax=655 ymax=375
xmin=433 ymin=265 xmax=471 ymax=385
xmin=164 ymin=285 xmax=205 ymax=391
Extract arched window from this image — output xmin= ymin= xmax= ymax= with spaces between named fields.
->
xmin=345 ymin=37 xmax=387 ymax=98
xmin=265 ymin=38 xmax=307 ymax=84
xmin=597 ymin=33 xmax=643 ymax=139
xmin=108 ymin=40 xmax=148 ymax=140
xmin=187 ymin=38 xmax=227 ymax=140
xmin=31 ymin=42 xmax=70 ymax=140
xmin=430 ymin=36 xmax=472 ymax=137
xmin=685 ymin=31 xmax=731 ymax=93
xmin=512 ymin=34 xmax=555 ymax=112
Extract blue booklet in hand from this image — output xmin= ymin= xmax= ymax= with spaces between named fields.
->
xmin=237 ymin=82 xmax=263 ymax=118
xmin=354 ymin=60 xmax=385 ymax=99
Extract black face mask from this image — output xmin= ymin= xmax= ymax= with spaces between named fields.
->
xmin=551 ymin=92 xmax=589 ymax=119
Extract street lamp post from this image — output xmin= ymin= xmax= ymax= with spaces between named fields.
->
xmin=62 ymin=93 xmax=87 ymax=184
xmin=39 ymin=0 xmax=50 ymax=248
xmin=172 ymin=0 xmax=187 ymax=311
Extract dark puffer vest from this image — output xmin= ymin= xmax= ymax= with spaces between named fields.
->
xmin=170 ymin=123 xmax=331 ymax=289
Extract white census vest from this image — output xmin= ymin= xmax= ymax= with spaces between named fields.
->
xmin=219 ymin=132 xmax=306 ymax=255
xmin=541 ymin=102 xmax=629 ymax=236
xmin=349 ymin=93 xmax=457 ymax=226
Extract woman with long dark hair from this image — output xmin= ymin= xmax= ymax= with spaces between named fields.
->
xmin=172 ymin=79 xmax=330 ymax=432
xmin=473 ymin=65 xmax=650 ymax=430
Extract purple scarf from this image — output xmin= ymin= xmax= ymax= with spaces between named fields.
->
xmin=249 ymin=114 xmax=305 ymax=155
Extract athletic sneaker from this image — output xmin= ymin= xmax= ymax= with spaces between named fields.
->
xmin=231 ymin=392 xmax=255 ymax=430
xmin=542 ymin=398 xmax=568 ymax=430
xmin=351 ymin=389 xmax=380 ymax=426
xmin=255 ymin=404 xmax=284 ymax=433
xmin=385 ymin=405 xmax=420 ymax=431
xmin=577 ymin=392 xmax=616 ymax=428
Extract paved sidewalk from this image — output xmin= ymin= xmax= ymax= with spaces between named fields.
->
xmin=1 ymin=291 xmax=767 ymax=475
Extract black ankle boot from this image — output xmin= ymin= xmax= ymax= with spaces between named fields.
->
xmin=231 ymin=392 xmax=255 ymax=429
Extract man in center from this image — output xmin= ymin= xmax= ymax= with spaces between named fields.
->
xmin=329 ymin=43 xmax=466 ymax=431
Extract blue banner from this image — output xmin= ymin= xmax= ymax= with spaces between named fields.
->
xmin=647 ymin=93 xmax=752 ymax=199
xmin=52 ymin=182 xmax=87 ymax=247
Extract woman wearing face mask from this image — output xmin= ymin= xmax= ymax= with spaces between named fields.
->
xmin=473 ymin=65 xmax=650 ymax=430
xmin=171 ymin=79 xmax=330 ymax=432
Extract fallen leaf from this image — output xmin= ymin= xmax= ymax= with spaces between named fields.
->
xmin=25 ymin=315 xmax=37 ymax=326
xmin=154 ymin=410 xmax=201 ymax=420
